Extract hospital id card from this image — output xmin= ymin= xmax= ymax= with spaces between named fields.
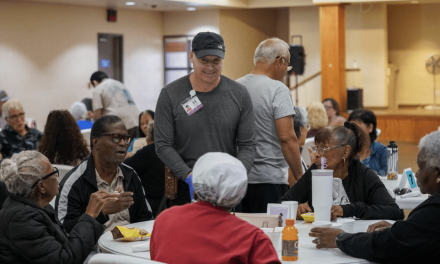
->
xmin=181 ymin=95 xmax=203 ymax=116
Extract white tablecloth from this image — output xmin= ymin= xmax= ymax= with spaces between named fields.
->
xmin=98 ymin=219 xmax=391 ymax=264
xmin=380 ymin=174 xmax=428 ymax=209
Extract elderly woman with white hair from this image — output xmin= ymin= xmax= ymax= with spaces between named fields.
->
xmin=0 ymin=99 xmax=42 ymax=159
xmin=70 ymin=101 xmax=94 ymax=130
xmin=309 ymin=130 xmax=440 ymax=263
xmin=0 ymin=150 xmax=119 ymax=264
xmin=150 ymin=152 xmax=281 ymax=264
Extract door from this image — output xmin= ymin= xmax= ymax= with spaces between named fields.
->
xmin=98 ymin=33 xmax=123 ymax=82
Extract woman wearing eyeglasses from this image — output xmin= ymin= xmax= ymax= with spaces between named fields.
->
xmin=308 ymin=130 xmax=440 ymax=264
xmin=279 ymin=121 xmax=404 ymax=221
xmin=0 ymin=151 xmax=119 ymax=264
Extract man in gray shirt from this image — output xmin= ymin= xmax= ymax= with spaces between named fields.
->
xmin=155 ymin=32 xmax=256 ymax=206
xmin=236 ymin=38 xmax=303 ymax=213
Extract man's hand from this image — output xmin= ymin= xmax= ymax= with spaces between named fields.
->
xmin=101 ymin=186 xmax=134 ymax=216
xmin=366 ymin=221 xmax=393 ymax=232
xmin=331 ymin=205 xmax=344 ymax=220
xmin=309 ymin=227 xmax=344 ymax=249
xmin=85 ymin=190 xmax=120 ymax=218
xmin=297 ymin=202 xmax=312 ymax=220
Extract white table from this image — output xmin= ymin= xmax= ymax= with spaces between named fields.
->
xmin=98 ymin=219 xmax=390 ymax=264
xmin=380 ymin=174 xmax=429 ymax=209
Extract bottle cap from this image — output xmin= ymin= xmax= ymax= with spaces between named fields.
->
xmin=286 ymin=219 xmax=295 ymax=225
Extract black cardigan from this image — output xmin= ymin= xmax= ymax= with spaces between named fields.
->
xmin=279 ymin=159 xmax=404 ymax=220
xmin=336 ymin=191 xmax=440 ymax=263
xmin=0 ymin=195 xmax=104 ymax=264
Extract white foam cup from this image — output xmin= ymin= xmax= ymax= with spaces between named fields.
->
xmin=261 ymin=228 xmax=281 ymax=251
xmin=337 ymin=219 xmax=355 ymax=233
xmin=281 ymin=201 xmax=298 ymax=219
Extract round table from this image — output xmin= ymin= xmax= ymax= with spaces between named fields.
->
xmin=379 ymin=174 xmax=429 ymax=210
xmin=98 ymin=219 xmax=391 ymax=263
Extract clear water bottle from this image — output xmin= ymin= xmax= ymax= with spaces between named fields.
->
xmin=387 ymin=141 xmax=398 ymax=180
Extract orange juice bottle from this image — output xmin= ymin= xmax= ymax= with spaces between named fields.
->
xmin=282 ymin=219 xmax=298 ymax=261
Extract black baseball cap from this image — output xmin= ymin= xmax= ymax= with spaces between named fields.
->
xmin=192 ymin=32 xmax=225 ymax=59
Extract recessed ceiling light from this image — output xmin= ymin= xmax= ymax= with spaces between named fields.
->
xmin=187 ymin=7 xmax=196 ymax=11
xmin=125 ymin=2 xmax=136 ymax=6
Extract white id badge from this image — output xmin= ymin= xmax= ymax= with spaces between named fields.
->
xmin=181 ymin=95 xmax=203 ymax=116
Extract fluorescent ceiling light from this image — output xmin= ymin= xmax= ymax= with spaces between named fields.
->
xmin=187 ymin=7 xmax=196 ymax=11
xmin=125 ymin=2 xmax=136 ymax=5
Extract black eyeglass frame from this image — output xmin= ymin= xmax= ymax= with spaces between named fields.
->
xmin=98 ymin=133 xmax=133 ymax=144
xmin=31 ymin=167 xmax=59 ymax=189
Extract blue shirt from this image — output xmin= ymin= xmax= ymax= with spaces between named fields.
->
xmin=361 ymin=141 xmax=388 ymax=173
xmin=77 ymin=120 xmax=93 ymax=130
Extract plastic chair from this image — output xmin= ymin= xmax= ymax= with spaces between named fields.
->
xmin=81 ymin=128 xmax=92 ymax=146
xmin=88 ymin=254 xmax=166 ymax=264
xmin=301 ymin=137 xmax=315 ymax=165
xmin=52 ymin=164 xmax=74 ymax=183
xmin=376 ymin=128 xmax=381 ymax=141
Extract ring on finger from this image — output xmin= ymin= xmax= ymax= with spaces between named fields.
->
xmin=317 ymin=238 xmax=321 ymax=244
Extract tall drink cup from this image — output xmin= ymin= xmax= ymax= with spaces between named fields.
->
xmin=312 ymin=169 xmax=333 ymax=222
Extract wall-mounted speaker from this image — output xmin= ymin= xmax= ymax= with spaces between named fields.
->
xmin=288 ymin=45 xmax=305 ymax=75
xmin=107 ymin=9 xmax=117 ymax=22
xmin=347 ymin=88 xmax=363 ymax=112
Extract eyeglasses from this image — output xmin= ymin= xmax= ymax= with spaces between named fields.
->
xmin=310 ymin=145 xmax=344 ymax=155
xmin=31 ymin=167 xmax=59 ymax=188
xmin=324 ymin=105 xmax=333 ymax=110
xmin=7 ymin=112 xmax=25 ymax=121
xmin=100 ymin=133 xmax=133 ymax=144
xmin=276 ymin=56 xmax=293 ymax=72
xmin=393 ymin=187 xmax=412 ymax=195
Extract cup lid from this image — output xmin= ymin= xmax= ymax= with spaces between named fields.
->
xmin=312 ymin=169 xmax=334 ymax=176
xmin=286 ymin=219 xmax=295 ymax=225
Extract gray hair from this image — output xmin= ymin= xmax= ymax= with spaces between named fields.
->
xmin=419 ymin=130 xmax=440 ymax=168
xmin=293 ymin=106 xmax=309 ymax=139
xmin=254 ymin=38 xmax=290 ymax=65
xmin=70 ymin=101 xmax=87 ymax=120
xmin=0 ymin=151 xmax=47 ymax=197
xmin=2 ymin=99 xmax=24 ymax=119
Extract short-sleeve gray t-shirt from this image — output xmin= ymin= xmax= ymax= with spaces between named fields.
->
xmin=236 ymin=74 xmax=295 ymax=184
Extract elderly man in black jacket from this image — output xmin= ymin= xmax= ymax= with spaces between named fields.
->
xmin=56 ymin=115 xmax=153 ymax=233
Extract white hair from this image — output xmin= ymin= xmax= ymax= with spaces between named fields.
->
xmin=293 ymin=106 xmax=309 ymax=139
xmin=254 ymin=37 xmax=290 ymax=65
xmin=70 ymin=101 xmax=87 ymax=120
xmin=419 ymin=130 xmax=440 ymax=168
xmin=2 ymin=98 xmax=23 ymax=119
xmin=0 ymin=151 xmax=47 ymax=197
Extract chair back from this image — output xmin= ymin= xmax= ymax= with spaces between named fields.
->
xmin=52 ymin=164 xmax=74 ymax=183
xmin=301 ymin=137 xmax=315 ymax=165
xmin=81 ymin=128 xmax=92 ymax=146
xmin=89 ymin=254 xmax=165 ymax=264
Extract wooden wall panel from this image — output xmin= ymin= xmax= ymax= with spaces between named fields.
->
xmin=320 ymin=4 xmax=346 ymax=112
xmin=376 ymin=115 xmax=440 ymax=143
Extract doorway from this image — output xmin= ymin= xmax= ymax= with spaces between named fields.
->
xmin=98 ymin=33 xmax=123 ymax=82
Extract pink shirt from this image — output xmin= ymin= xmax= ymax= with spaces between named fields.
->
xmin=151 ymin=201 xmax=281 ymax=264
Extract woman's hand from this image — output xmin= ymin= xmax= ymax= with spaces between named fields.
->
xmin=309 ymin=227 xmax=344 ymax=249
xmin=85 ymin=190 xmax=120 ymax=218
xmin=366 ymin=220 xmax=393 ymax=232
xmin=297 ymin=202 xmax=312 ymax=220
xmin=331 ymin=205 xmax=344 ymax=220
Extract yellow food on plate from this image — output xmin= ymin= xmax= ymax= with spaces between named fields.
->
xmin=301 ymin=213 xmax=315 ymax=223
xmin=111 ymin=226 xmax=151 ymax=242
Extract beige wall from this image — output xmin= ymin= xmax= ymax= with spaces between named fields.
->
xmin=289 ymin=4 xmax=388 ymax=109
xmin=219 ymin=8 xmax=277 ymax=80
xmin=289 ymin=6 xmax=321 ymax=109
xmin=346 ymin=3 xmax=388 ymax=107
xmin=163 ymin=9 xmax=220 ymax=36
xmin=388 ymin=3 xmax=440 ymax=106
xmin=0 ymin=1 xmax=163 ymax=129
